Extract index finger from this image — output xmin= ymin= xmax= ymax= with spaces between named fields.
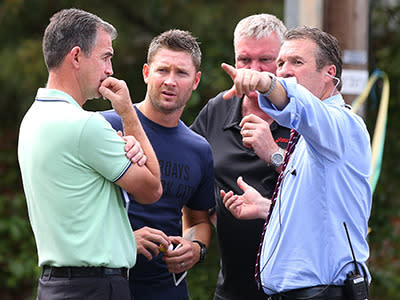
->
xmin=221 ymin=63 xmax=237 ymax=80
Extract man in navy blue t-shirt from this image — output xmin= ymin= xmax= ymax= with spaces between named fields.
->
xmin=102 ymin=29 xmax=215 ymax=300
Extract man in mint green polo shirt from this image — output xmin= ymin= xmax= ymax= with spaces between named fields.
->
xmin=17 ymin=8 xmax=162 ymax=300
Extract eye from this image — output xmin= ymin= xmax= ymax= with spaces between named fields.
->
xmin=295 ymin=60 xmax=303 ymax=65
xmin=260 ymin=58 xmax=273 ymax=63
xmin=103 ymin=52 xmax=113 ymax=62
xmin=238 ymin=57 xmax=250 ymax=63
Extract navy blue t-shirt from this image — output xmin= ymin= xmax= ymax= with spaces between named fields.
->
xmin=101 ymin=106 xmax=215 ymax=299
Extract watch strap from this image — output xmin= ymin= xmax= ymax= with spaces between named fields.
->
xmin=192 ymin=240 xmax=206 ymax=263
xmin=261 ymin=72 xmax=277 ymax=98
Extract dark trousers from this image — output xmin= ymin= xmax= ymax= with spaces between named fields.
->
xmin=37 ymin=273 xmax=132 ymax=300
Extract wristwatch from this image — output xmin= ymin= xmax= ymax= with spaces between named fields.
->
xmin=192 ymin=240 xmax=207 ymax=263
xmin=271 ymin=148 xmax=285 ymax=167
xmin=260 ymin=72 xmax=277 ymax=98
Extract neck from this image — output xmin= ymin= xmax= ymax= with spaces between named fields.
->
xmin=241 ymin=95 xmax=274 ymax=124
xmin=137 ymin=97 xmax=182 ymax=128
xmin=320 ymin=83 xmax=339 ymax=100
xmin=47 ymin=71 xmax=85 ymax=106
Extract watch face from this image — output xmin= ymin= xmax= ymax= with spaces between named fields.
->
xmin=271 ymin=151 xmax=284 ymax=166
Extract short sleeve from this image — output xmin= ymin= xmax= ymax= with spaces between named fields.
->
xmin=79 ymin=113 xmax=131 ymax=182
xmin=185 ymin=141 xmax=216 ymax=210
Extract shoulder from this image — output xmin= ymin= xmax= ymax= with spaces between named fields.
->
xmin=80 ymin=112 xmax=118 ymax=137
xmin=180 ymin=122 xmax=213 ymax=153
xmin=99 ymin=109 xmax=123 ymax=131
xmin=100 ymin=109 xmax=120 ymax=123
xmin=191 ymin=91 xmax=239 ymax=130
xmin=181 ymin=121 xmax=210 ymax=144
xmin=204 ymin=91 xmax=237 ymax=110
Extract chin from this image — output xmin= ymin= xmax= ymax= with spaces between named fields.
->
xmin=87 ymin=94 xmax=101 ymax=101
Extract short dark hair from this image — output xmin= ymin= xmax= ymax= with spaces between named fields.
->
xmin=43 ymin=8 xmax=117 ymax=70
xmin=147 ymin=29 xmax=201 ymax=71
xmin=284 ymin=26 xmax=343 ymax=91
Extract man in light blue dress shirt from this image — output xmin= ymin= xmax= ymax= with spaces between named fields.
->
xmin=220 ymin=27 xmax=372 ymax=300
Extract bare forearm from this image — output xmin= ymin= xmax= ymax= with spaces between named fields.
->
xmin=183 ymin=223 xmax=211 ymax=247
xmin=120 ymin=106 xmax=161 ymax=181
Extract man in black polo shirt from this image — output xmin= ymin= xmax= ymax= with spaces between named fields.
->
xmin=190 ymin=14 xmax=290 ymax=300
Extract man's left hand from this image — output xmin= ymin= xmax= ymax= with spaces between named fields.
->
xmin=117 ymin=131 xmax=147 ymax=166
xmin=162 ymin=236 xmax=199 ymax=273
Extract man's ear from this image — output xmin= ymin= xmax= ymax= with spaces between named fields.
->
xmin=192 ymin=71 xmax=201 ymax=91
xmin=69 ymin=46 xmax=82 ymax=69
xmin=142 ymin=63 xmax=150 ymax=84
xmin=325 ymin=65 xmax=337 ymax=78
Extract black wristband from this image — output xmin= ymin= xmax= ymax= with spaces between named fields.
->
xmin=192 ymin=240 xmax=207 ymax=263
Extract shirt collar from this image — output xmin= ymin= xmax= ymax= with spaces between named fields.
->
xmin=322 ymin=93 xmax=346 ymax=108
xmin=222 ymin=95 xmax=243 ymax=130
xmin=35 ymin=88 xmax=81 ymax=109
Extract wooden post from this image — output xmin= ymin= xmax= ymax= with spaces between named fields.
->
xmin=323 ymin=0 xmax=369 ymax=115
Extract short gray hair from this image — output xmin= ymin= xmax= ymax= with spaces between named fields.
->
xmin=233 ymin=14 xmax=286 ymax=49
xmin=43 ymin=8 xmax=117 ymax=70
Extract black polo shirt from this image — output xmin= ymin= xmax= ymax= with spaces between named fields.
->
xmin=190 ymin=91 xmax=290 ymax=300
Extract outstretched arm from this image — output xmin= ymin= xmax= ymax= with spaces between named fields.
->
xmin=221 ymin=63 xmax=289 ymax=110
xmin=221 ymin=176 xmax=271 ymax=220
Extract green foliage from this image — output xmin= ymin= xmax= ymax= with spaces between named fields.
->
xmin=186 ymin=229 xmax=220 ymax=300
xmin=0 ymin=193 xmax=39 ymax=300
xmin=367 ymin=1 xmax=400 ymax=299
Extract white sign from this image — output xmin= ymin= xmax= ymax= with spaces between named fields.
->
xmin=343 ymin=50 xmax=368 ymax=65
xmin=341 ymin=69 xmax=369 ymax=95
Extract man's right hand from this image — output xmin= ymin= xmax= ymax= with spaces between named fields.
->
xmin=134 ymin=227 xmax=171 ymax=261
xmin=99 ymin=77 xmax=134 ymax=117
xmin=221 ymin=63 xmax=270 ymax=100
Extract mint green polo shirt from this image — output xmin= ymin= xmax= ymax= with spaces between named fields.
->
xmin=18 ymin=88 xmax=136 ymax=268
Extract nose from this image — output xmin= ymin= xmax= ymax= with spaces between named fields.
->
xmin=105 ymin=61 xmax=113 ymax=77
xmin=276 ymin=62 xmax=294 ymax=78
xmin=163 ymin=73 xmax=177 ymax=86
xmin=247 ymin=61 xmax=263 ymax=72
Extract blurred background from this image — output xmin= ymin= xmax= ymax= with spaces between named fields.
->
xmin=1 ymin=0 xmax=399 ymax=299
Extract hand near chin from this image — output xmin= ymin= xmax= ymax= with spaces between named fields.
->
xmin=99 ymin=77 xmax=133 ymax=116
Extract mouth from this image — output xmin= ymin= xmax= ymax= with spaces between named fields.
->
xmin=161 ymin=90 xmax=177 ymax=98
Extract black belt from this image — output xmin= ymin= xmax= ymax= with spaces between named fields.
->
xmin=41 ymin=266 xmax=128 ymax=279
xmin=268 ymin=285 xmax=345 ymax=300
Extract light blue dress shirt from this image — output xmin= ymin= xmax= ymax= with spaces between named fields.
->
xmin=258 ymin=78 xmax=372 ymax=295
